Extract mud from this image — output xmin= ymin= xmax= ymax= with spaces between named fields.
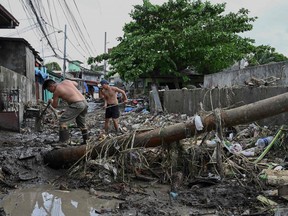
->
xmin=0 ymin=101 xmax=287 ymax=215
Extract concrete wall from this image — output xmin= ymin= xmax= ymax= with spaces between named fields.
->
xmin=204 ymin=61 xmax=288 ymax=88
xmin=0 ymin=40 xmax=36 ymax=79
xmin=0 ymin=66 xmax=36 ymax=131
xmin=161 ymin=86 xmax=288 ymax=126
xmin=25 ymin=46 xmax=36 ymax=81
xmin=0 ymin=66 xmax=36 ymax=103
xmin=155 ymin=61 xmax=288 ymax=126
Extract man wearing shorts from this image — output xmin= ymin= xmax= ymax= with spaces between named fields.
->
xmin=43 ymin=79 xmax=89 ymax=144
xmin=99 ymin=80 xmax=128 ymax=133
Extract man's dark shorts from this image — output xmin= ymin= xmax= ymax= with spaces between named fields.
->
xmin=105 ymin=104 xmax=120 ymax=119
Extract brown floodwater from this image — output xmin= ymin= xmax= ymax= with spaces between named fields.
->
xmin=0 ymin=185 xmax=121 ymax=216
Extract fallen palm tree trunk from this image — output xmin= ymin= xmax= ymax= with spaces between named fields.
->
xmin=44 ymin=92 xmax=288 ymax=169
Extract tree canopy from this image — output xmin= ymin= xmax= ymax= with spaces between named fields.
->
xmin=45 ymin=62 xmax=61 ymax=72
xmin=246 ymin=45 xmax=288 ymax=66
xmin=88 ymin=0 xmax=259 ymax=81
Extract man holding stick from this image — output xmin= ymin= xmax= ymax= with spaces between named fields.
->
xmin=43 ymin=79 xmax=89 ymax=144
xmin=99 ymin=80 xmax=128 ymax=133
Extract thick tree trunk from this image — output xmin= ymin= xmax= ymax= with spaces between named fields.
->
xmin=44 ymin=92 xmax=288 ymax=169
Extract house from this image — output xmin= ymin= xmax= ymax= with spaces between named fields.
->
xmin=67 ymin=61 xmax=103 ymax=98
xmin=0 ymin=4 xmax=19 ymax=29
xmin=68 ymin=60 xmax=83 ymax=74
xmin=0 ymin=37 xmax=43 ymax=102
xmin=0 ymin=5 xmax=43 ymax=131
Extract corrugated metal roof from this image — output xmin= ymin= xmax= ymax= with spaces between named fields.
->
xmin=0 ymin=4 xmax=19 ymax=29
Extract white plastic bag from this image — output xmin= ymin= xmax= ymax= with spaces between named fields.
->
xmin=194 ymin=114 xmax=203 ymax=131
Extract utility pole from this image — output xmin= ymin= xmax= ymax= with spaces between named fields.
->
xmin=104 ymin=31 xmax=107 ymax=76
xmin=63 ymin=24 xmax=67 ymax=79
xmin=41 ymin=40 xmax=44 ymax=65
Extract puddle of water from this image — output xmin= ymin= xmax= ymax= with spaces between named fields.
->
xmin=0 ymin=186 xmax=121 ymax=216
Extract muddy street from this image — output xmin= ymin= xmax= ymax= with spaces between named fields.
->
xmin=0 ymin=101 xmax=288 ymax=215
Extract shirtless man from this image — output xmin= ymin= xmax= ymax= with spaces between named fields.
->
xmin=43 ymin=79 xmax=89 ymax=144
xmin=99 ymin=80 xmax=128 ymax=133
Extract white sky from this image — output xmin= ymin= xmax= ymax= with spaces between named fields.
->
xmin=1 ymin=0 xmax=288 ymax=69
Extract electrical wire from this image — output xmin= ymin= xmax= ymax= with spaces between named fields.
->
xmin=46 ymin=0 xmax=61 ymax=50
xmin=73 ymin=0 xmax=98 ymax=56
xmin=13 ymin=0 xmax=101 ymax=72
xmin=26 ymin=0 xmax=59 ymax=57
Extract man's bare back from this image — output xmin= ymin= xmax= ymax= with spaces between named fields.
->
xmin=55 ymin=80 xmax=84 ymax=101
xmin=43 ymin=79 xmax=89 ymax=144
xmin=49 ymin=80 xmax=85 ymax=108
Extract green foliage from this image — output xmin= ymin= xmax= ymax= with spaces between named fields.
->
xmin=247 ymin=45 xmax=288 ymax=66
xmin=89 ymin=0 xmax=258 ymax=81
xmin=90 ymin=64 xmax=104 ymax=72
xmin=45 ymin=62 xmax=61 ymax=72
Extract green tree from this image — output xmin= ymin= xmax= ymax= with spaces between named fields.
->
xmin=45 ymin=62 xmax=61 ymax=72
xmin=247 ymin=45 xmax=288 ymax=66
xmin=90 ymin=63 xmax=104 ymax=72
xmin=88 ymin=0 xmax=257 ymax=81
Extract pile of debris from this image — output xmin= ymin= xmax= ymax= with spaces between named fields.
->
xmin=42 ymin=102 xmax=288 ymax=215
xmin=2 ymin=96 xmax=288 ymax=215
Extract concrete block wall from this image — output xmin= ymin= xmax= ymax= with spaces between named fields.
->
xmin=162 ymin=86 xmax=288 ymax=126
xmin=153 ymin=60 xmax=288 ymax=127
xmin=204 ymin=61 xmax=288 ymax=88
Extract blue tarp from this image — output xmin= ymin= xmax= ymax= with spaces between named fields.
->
xmin=83 ymin=82 xmax=89 ymax=92
xmin=84 ymin=82 xmax=99 ymax=93
xmin=35 ymin=68 xmax=48 ymax=84
xmin=93 ymin=86 xmax=99 ymax=93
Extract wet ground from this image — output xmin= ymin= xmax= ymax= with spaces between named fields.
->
xmin=0 ymin=101 xmax=288 ymax=215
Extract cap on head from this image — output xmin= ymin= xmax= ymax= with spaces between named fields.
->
xmin=100 ymin=79 xmax=109 ymax=85
xmin=43 ymin=79 xmax=56 ymax=90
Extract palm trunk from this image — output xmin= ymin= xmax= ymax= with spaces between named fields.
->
xmin=44 ymin=92 xmax=288 ymax=169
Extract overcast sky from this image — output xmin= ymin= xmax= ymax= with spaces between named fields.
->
xmin=1 ymin=0 xmax=288 ymax=68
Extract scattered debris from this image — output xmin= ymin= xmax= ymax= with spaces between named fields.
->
xmin=1 ymin=96 xmax=288 ymax=215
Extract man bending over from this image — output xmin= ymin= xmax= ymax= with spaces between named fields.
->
xmin=43 ymin=79 xmax=89 ymax=144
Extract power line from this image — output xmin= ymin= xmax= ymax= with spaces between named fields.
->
xmin=3 ymin=23 xmax=38 ymax=37
xmin=73 ymin=0 xmax=98 ymax=56
xmin=18 ymin=0 xmax=99 ymax=67
xmin=27 ymin=0 xmax=60 ymax=58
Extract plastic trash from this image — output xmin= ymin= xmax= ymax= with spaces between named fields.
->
xmin=194 ymin=114 xmax=203 ymax=131
xmin=205 ymin=139 xmax=217 ymax=147
xmin=228 ymin=133 xmax=234 ymax=141
xmin=255 ymin=136 xmax=274 ymax=149
xmin=170 ymin=191 xmax=178 ymax=199
xmin=223 ymin=141 xmax=242 ymax=154
xmin=124 ymin=107 xmax=134 ymax=112
xmin=241 ymin=150 xmax=255 ymax=157
xmin=241 ymin=147 xmax=257 ymax=157
xmin=229 ymin=143 xmax=242 ymax=154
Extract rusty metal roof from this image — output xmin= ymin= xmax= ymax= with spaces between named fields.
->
xmin=0 ymin=4 xmax=19 ymax=29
